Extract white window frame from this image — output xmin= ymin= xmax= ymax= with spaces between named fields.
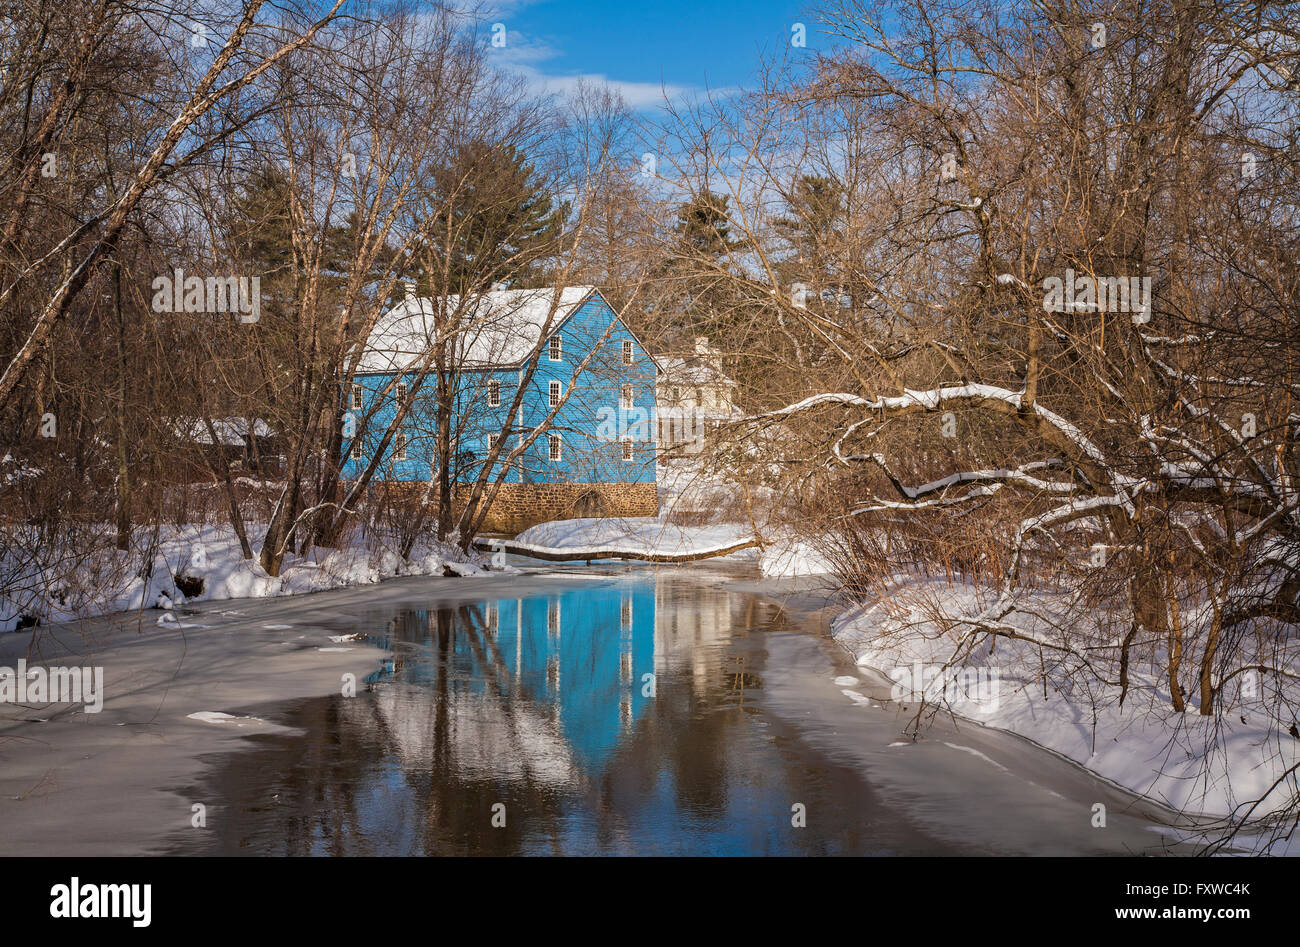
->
xmin=395 ymin=381 xmax=407 ymax=406
xmin=621 ymin=437 xmax=634 ymax=462
xmin=488 ymin=378 xmax=500 ymax=407
xmin=622 ymin=340 xmax=634 ymax=365
xmin=350 ymin=384 xmax=363 ymax=410
xmin=548 ymin=335 xmax=562 ymax=362
xmin=518 ymin=426 xmax=531 ymax=477
xmin=488 ymin=432 xmax=500 ymax=451
xmin=393 ymin=430 xmax=408 ymax=462
xmin=549 ymin=433 xmax=563 ymax=462
xmin=621 ymin=384 xmax=634 ymax=409
xmin=549 ymin=379 xmax=562 ymax=407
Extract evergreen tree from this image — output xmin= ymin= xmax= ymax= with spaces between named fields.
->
xmin=773 ymin=175 xmax=845 ymax=274
xmin=419 ymin=140 xmax=565 ymax=294
xmin=773 ymin=174 xmax=848 ymax=312
xmin=673 ymin=190 xmax=742 ymax=260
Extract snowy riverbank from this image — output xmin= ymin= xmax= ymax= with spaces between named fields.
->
xmin=830 ymin=577 xmax=1300 ymax=840
xmin=0 ymin=509 xmax=835 ymax=634
xmin=0 ymin=523 xmax=488 ymax=633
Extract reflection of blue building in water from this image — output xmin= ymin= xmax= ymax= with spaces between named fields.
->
xmin=380 ymin=580 xmax=656 ymax=775
xmin=491 ymin=584 xmax=655 ymax=772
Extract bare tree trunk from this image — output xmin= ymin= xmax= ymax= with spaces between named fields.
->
xmin=1198 ymin=602 xmax=1223 ymax=716
xmin=436 ymin=368 xmax=454 ymax=541
xmin=111 ymin=260 xmax=131 ymax=551
xmin=0 ymin=0 xmax=343 ymax=405
xmin=260 ymin=467 xmax=302 ymax=576
xmin=1167 ymin=573 xmax=1187 ymax=713
xmin=202 ymin=417 xmax=254 ymax=561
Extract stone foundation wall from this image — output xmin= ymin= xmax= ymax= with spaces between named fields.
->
xmin=472 ymin=481 xmax=658 ymax=533
xmin=369 ymin=480 xmax=659 ymax=535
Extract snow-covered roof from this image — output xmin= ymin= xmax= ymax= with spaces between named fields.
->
xmin=355 ymin=286 xmax=597 ymax=374
xmin=656 ymin=355 xmax=737 ymax=388
xmin=173 ymin=418 xmax=274 ymax=446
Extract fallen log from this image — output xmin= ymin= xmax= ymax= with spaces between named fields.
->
xmin=472 ymin=537 xmax=759 ymax=563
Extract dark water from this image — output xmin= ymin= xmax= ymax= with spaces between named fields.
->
xmin=165 ymin=568 xmax=1180 ymax=856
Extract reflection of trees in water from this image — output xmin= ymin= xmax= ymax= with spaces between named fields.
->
xmin=180 ymin=603 xmax=575 ymax=855
xmin=586 ymin=593 xmax=881 ymax=855
xmin=172 ymin=582 xmax=878 ymax=855
xmin=586 ymin=594 xmax=758 ymax=843
xmin=362 ymin=602 xmax=578 ymax=855
xmin=176 ymin=696 xmax=390 ymax=855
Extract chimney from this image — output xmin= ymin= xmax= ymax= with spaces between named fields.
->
xmin=694 ymin=336 xmax=710 ymax=357
xmin=403 ymin=281 xmax=417 ymax=302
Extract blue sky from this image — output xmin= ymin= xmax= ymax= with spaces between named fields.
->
xmin=485 ymin=0 xmax=826 ymax=108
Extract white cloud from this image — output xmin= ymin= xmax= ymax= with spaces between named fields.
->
xmin=528 ymin=68 xmax=686 ymax=107
xmin=487 ymin=30 xmax=691 ymax=108
xmin=489 ymin=30 xmax=563 ymax=66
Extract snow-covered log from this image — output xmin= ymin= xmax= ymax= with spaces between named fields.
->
xmin=471 ymin=537 xmax=760 ymax=563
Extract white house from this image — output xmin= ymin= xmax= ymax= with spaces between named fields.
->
xmin=654 ymin=337 xmax=741 ymax=459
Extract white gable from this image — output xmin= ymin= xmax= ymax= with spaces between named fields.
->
xmin=356 ymin=286 xmax=596 ymax=374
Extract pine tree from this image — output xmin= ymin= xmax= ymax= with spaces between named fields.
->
xmin=773 ymin=175 xmax=845 ymax=276
xmin=673 ymin=190 xmax=742 ymax=260
xmin=419 ymin=140 xmax=565 ymax=294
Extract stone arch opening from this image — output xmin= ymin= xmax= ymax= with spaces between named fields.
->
xmin=568 ymin=488 xmax=607 ymax=519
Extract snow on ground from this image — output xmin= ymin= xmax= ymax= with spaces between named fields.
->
xmin=831 ymin=578 xmax=1300 ymax=830
xmin=513 ymin=515 xmax=835 ymax=577
xmin=656 ymin=460 xmax=763 ymax=517
xmin=0 ymin=522 xmax=487 ymax=632
xmin=757 ymin=539 xmax=836 ymax=577
xmin=514 ymin=517 xmax=754 ymax=558
xmin=186 ymin=711 xmax=269 ymax=727
xmin=656 ymin=460 xmax=834 ymax=576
